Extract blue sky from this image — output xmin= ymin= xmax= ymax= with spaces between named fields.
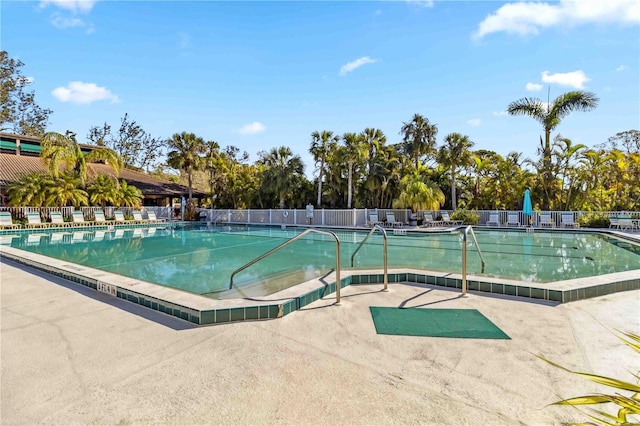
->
xmin=3 ymin=0 xmax=639 ymax=176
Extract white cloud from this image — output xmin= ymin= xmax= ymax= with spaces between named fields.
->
xmin=474 ymin=0 xmax=639 ymax=39
xmin=616 ymin=64 xmax=628 ymax=71
xmin=467 ymin=119 xmax=481 ymax=127
xmin=51 ymin=13 xmax=86 ymax=29
xmin=238 ymin=122 xmax=266 ymax=135
xmin=339 ymin=56 xmax=377 ymax=76
xmin=40 ymin=0 xmax=97 ymax=13
xmin=526 ymin=82 xmax=543 ymax=91
xmin=541 ymin=70 xmax=590 ymax=89
xmin=51 ymin=81 xmax=119 ymax=104
xmin=493 ymin=110 xmax=508 ymax=116
xmin=406 ymin=0 xmax=434 ymax=8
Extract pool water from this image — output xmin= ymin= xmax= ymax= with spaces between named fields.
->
xmin=4 ymin=225 xmax=639 ymax=298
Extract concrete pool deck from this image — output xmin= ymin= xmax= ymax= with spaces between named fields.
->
xmin=2 ymin=258 xmax=639 ymax=425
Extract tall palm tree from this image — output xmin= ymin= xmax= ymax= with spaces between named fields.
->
xmin=116 ymin=179 xmax=143 ymax=208
xmin=438 ymin=133 xmax=474 ymax=211
xmin=309 ymin=130 xmax=339 ymax=207
xmin=259 ymin=146 xmax=304 ymax=209
xmin=166 ymin=132 xmax=206 ymax=204
xmin=342 ymin=132 xmax=366 ymax=208
xmin=203 ymin=140 xmax=222 ymax=208
xmin=392 ymin=165 xmax=445 ymax=212
xmin=399 ymin=113 xmax=438 ymax=169
xmin=40 ymin=131 xmax=123 ymax=185
xmin=507 ymin=90 xmax=599 ymax=208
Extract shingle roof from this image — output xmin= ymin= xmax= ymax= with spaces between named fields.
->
xmin=0 ymin=153 xmax=199 ymax=197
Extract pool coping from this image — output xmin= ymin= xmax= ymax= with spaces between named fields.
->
xmin=2 ymin=226 xmax=639 ymax=325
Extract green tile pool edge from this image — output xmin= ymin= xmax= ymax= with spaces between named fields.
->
xmin=2 ymin=249 xmax=639 ymax=325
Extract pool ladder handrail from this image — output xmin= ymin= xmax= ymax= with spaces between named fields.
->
xmin=229 ymin=228 xmax=343 ymax=304
xmin=350 ymin=224 xmax=388 ymax=291
xmin=460 ymin=225 xmax=486 ymax=296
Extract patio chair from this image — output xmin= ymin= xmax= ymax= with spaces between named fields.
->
xmin=507 ymin=213 xmax=521 ymax=227
xmin=94 ymin=211 xmax=115 ymax=225
xmin=539 ymin=212 xmax=554 ymax=228
xmin=486 ymin=212 xmax=500 ymax=226
xmin=560 ymin=213 xmax=580 ymax=228
xmin=132 ymin=211 xmax=148 ymax=224
xmin=0 ymin=212 xmax=20 ymax=229
xmin=146 ymin=211 xmax=166 ymax=223
xmin=49 ymin=212 xmax=72 ymax=228
xmin=113 ymin=211 xmax=132 ymax=224
xmin=72 ymin=211 xmax=95 ymax=227
xmin=25 ymin=212 xmax=50 ymax=228
xmin=617 ymin=215 xmax=638 ymax=231
xmin=384 ymin=212 xmax=403 ymax=228
xmin=441 ymin=212 xmax=463 ymax=226
xmin=368 ymin=212 xmax=382 ymax=227
xmin=420 ymin=212 xmax=441 ymax=227
xmin=608 ymin=215 xmax=619 ymax=229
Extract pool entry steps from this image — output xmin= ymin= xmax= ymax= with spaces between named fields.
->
xmin=1 ymin=224 xmax=639 ymax=325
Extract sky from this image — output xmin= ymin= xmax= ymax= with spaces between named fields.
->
xmin=2 ymin=0 xmax=639 ymax=177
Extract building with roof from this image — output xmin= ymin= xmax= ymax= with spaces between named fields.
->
xmin=0 ymin=132 xmax=203 ymax=207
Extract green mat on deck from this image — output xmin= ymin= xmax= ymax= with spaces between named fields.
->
xmin=369 ymin=307 xmax=510 ymax=339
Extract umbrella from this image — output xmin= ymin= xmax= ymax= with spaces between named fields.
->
xmin=523 ymin=189 xmax=533 ymax=225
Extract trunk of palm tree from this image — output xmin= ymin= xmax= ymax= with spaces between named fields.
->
xmin=451 ymin=165 xmax=457 ymax=211
xmin=316 ymin=159 xmax=324 ymax=207
xmin=187 ymin=165 xmax=193 ymax=203
xmin=347 ymin=161 xmax=353 ymax=209
xmin=279 ymin=193 xmax=285 ymax=209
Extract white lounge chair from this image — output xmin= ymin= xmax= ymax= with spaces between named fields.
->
xmin=539 ymin=212 xmax=554 ymax=228
xmin=146 ymin=211 xmax=165 ymax=223
xmin=0 ymin=212 xmax=20 ymax=229
xmin=132 ymin=211 xmax=148 ymax=224
xmin=25 ymin=212 xmax=50 ymax=228
xmin=441 ymin=212 xmax=463 ymax=226
xmin=560 ymin=213 xmax=579 ymax=228
xmin=420 ymin=212 xmax=441 ymax=227
xmin=507 ymin=213 xmax=521 ymax=227
xmin=368 ymin=213 xmax=382 ymax=227
xmin=385 ymin=212 xmax=403 ymax=228
xmin=72 ymin=211 xmax=95 ymax=227
xmin=94 ymin=211 xmax=115 ymax=225
xmin=617 ymin=215 xmax=638 ymax=230
xmin=50 ymin=212 xmax=72 ymax=228
xmin=486 ymin=212 xmax=500 ymax=226
xmin=608 ymin=215 xmax=619 ymax=229
xmin=113 ymin=211 xmax=131 ymax=224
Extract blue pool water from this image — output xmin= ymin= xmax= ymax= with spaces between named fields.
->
xmin=3 ymin=224 xmax=639 ymax=298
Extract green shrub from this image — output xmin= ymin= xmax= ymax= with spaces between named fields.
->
xmin=450 ymin=210 xmax=479 ymax=225
xmin=578 ymin=212 xmax=610 ymax=228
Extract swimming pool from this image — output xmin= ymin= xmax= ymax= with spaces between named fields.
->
xmin=2 ymin=224 xmax=639 ymax=299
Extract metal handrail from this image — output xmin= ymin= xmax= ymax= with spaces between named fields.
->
xmin=350 ymin=224 xmax=388 ymax=291
xmin=229 ymin=228 xmax=343 ymax=304
xmin=460 ymin=225 xmax=486 ymax=296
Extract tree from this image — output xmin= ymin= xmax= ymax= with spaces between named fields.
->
xmin=507 ymin=90 xmax=599 ymax=208
xmin=7 ymin=172 xmax=53 ymax=206
xmin=88 ymin=175 xmax=119 ymax=209
xmin=116 ymin=179 xmax=143 ymax=208
xmin=166 ymin=132 xmax=206 ymax=204
xmin=309 ymin=130 xmax=339 ymax=207
xmin=87 ymin=114 xmax=166 ymax=171
xmin=438 ymin=133 xmax=474 ymax=211
xmin=40 ymin=131 xmax=123 ymax=185
xmin=46 ymin=174 xmax=89 ymax=207
xmin=399 ymin=113 xmax=438 ymax=169
xmin=0 ymin=51 xmax=52 ymax=136
xmin=258 ymin=146 xmax=305 ymax=209
xmin=392 ymin=165 xmax=445 ymax=212
xmin=341 ymin=132 xmax=367 ymax=208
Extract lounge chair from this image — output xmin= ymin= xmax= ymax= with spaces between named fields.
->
xmin=0 ymin=212 xmax=20 ymax=229
xmin=132 ymin=211 xmax=147 ymax=224
xmin=368 ymin=213 xmax=382 ymax=227
xmin=539 ymin=212 xmax=554 ymax=228
xmin=50 ymin=212 xmax=72 ymax=228
xmin=608 ymin=215 xmax=619 ymax=229
xmin=441 ymin=212 xmax=463 ymax=226
xmin=617 ymin=215 xmax=638 ymax=231
xmin=507 ymin=213 xmax=521 ymax=227
xmin=486 ymin=212 xmax=500 ymax=226
xmin=560 ymin=213 xmax=579 ymax=228
xmin=72 ymin=211 xmax=94 ymax=227
xmin=384 ymin=212 xmax=403 ymax=228
xmin=146 ymin=211 xmax=165 ymax=223
xmin=113 ymin=211 xmax=131 ymax=224
xmin=420 ymin=212 xmax=441 ymax=227
xmin=25 ymin=212 xmax=50 ymax=228
xmin=94 ymin=211 xmax=115 ymax=225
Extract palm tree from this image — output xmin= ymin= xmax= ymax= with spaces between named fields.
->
xmin=203 ymin=140 xmax=222 ymax=208
xmin=7 ymin=172 xmax=53 ymax=206
xmin=167 ymin=132 xmax=206 ymax=205
xmin=507 ymin=90 xmax=599 ymax=208
xmin=46 ymin=173 xmax=89 ymax=207
xmin=342 ymin=132 xmax=366 ymax=208
xmin=40 ymin=131 xmax=123 ymax=184
xmin=392 ymin=165 xmax=445 ymax=212
xmin=309 ymin=130 xmax=339 ymax=207
xmin=116 ymin=179 xmax=143 ymax=208
xmin=399 ymin=113 xmax=438 ymax=169
xmin=438 ymin=133 xmax=475 ymax=211
xmin=258 ymin=146 xmax=304 ymax=209
xmin=88 ymin=175 xmax=119 ymax=209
